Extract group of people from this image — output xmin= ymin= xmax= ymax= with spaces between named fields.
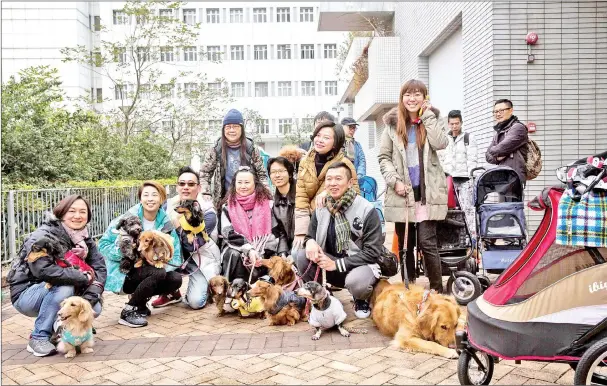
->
xmin=8 ymin=78 xmax=530 ymax=358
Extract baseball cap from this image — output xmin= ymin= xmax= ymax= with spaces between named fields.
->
xmin=340 ymin=117 xmax=359 ymax=126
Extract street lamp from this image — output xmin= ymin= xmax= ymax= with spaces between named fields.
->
xmin=332 ymin=104 xmax=345 ymax=120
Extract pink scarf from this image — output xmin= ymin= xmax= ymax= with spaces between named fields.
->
xmin=228 ymin=193 xmax=272 ymax=242
xmin=61 ymin=222 xmax=89 ymax=259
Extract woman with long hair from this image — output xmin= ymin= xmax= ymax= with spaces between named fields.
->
xmin=220 ymin=167 xmax=288 ymax=282
xmin=378 ymin=79 xmax=449 ymax=293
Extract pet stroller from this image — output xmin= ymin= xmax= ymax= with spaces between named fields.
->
xmin=359 ymin=176 xmax=386 ymax=237
xmin=457 ymin=157 xmax=607 ymax=385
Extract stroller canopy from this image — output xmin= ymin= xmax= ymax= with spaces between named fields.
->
xmin=474 ymin=166 xmax=524 ymax=207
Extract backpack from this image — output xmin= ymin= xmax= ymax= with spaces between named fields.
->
xmin=463 ymin=132 xmax=470 ymax=146
xmin=525 ymin=138 xmax=542 ymax=180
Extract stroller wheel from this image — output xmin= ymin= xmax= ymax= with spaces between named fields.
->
xmin=458 ymin=349 xmax=494 ymax=385
xmin=478 ymin=275 xmax=491 ymax=291
xmin=448 ymin=272 xmax=482 ymax=306
xmin=574 ymin=337 xmax=607 ymax=385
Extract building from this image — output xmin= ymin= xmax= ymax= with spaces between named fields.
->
xmin=2 ymin=2 xmax=346 ymax=156
xmin=319 ymin=1 xmax=607 ymax=232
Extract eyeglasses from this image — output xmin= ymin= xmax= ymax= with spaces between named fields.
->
xmin=178 ymin=182 xmax=198 ymax=187
xmin=493 ymin=107 xmax=512 ymax=115
xmin=270 ymin=169 xmax=288 ymax=176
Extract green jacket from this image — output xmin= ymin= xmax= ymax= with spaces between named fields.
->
xmin=98 ymin=204 xmax=182 ymax=294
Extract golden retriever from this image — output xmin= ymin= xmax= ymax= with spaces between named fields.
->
xmin=137 ymin=230 xmax=174 ymax=268
xmin=372 ymin=283 xmax=460 ymax=359
xmin=56 ymin=296 xmax=95 ymax=358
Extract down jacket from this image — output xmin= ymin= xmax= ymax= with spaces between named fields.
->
xmin=294 ymin=150 xmax=360 ymax=236
xmin=378 ymin=107 xmax=449 ymax=223
xmin=7 ymin=213 xmax=107 ymax=306
xmin=439 ymin=131 xmax=478 ymax=178
xmin=199 ymin=137 xmax=268 ymax=210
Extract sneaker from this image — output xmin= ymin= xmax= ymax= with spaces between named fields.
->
xmin=354 ymin=299 xmax=371 ymax=319
xmin=151 ymin=290 xmax=182 ymax=308
xmin=27 ymin=339 xmax=57 ymax=357
xmin=119 ymin=305 xmax=148 ymax=328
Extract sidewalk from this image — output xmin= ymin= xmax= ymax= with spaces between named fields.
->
xmin=1 ymin=226 xmax=575 ymax=385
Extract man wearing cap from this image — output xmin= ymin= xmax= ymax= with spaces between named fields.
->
xmin=341 ymin=117 xmax=366 ymax=179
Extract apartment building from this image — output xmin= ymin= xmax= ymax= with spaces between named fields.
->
xmin=319 ymin=1 xmax=607 ymax=232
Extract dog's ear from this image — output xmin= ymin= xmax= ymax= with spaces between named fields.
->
xmin=116 ymin=218 xmax=126 ymax=229
xmin=78 ymin=300 xmax=94 ymax=324
xmin=193 ymin=201 xmax=200 ymax=210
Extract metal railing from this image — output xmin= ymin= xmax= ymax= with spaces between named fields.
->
xmin=1 ymin=185 xmax=176 ymax=265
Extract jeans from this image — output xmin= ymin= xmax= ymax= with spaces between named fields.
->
xmin=184 ymin=269 xmax=208 ymax=310
xmin=13 ymin=283 xmax=102 ymax=340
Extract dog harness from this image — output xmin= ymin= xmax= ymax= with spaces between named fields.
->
xmin=268 ymin=291 xmax=307 ymax=315
xmin=417 ymin=290 xmax=434 ymax=315
xmin=61 ymin=328 xmax=93 ymax=346
xmin=231 ymin=297 xmax=265 ymax=317
xmin=309 ymin=295 xmax=347 ymax=329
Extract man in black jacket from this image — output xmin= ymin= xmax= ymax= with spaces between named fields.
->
xmin=297 ymin=162 xmax=383 ymax=319
xmin=486 ymin=99 xmax=529 ymax=184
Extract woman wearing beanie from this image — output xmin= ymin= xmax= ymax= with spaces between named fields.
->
xmin=199 ymin=108 xmax=269 ymax=211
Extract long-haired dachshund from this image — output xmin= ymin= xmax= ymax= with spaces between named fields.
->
xmin=56 ymin=296 xmax=95 ymax=358
xmin=137 ymin=230 xmax=174 ymax=268
xmin=229 ymin=279 xmax=265 ymax=318
xmin=260 ymin=255 xmax=298 ymax=288
xmin=249 ymin=276 xmax=306 ymax=326
xmin=208 ymin=275 xmax=229 ymax=316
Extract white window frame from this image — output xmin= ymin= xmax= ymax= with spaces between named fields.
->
xmin=183 ymin=46 xmax=197 ymax=61
xmin=325 ymin=81 xmax=337 ymax=96
xmin=160 ymin=46 xmax=174 ymax=62
xmin=276 ymin=7 xmax=290 ymax=22
xmin=113 ymin=10 xmax=129 ymax=25
xmin=161 ymin=84 xmax=174 ymax=99
xmin=136 ymin=47 xmax=150 ymax=62
xmin=183 ymin=9 xmax=196 ymax=25
xmin=301 ymin=81 xmax=315 ymax=96
xmin=277 ymin=81 xmax=292 ymax=97
xmin=230 ymin=45 xmax=244 ymax=60
xmin=116 ymin=47 xmax=127 ymax=63
xmin=252 ymin=8 xmax=267 ymax=23
xmin=229 ymin=8 xmax=243 ymax=23
xmin=277 ymin=44 xmax=291 ymax=60
xmin=255 ymin=82 xmax=268 ymax=97
xmin=256 ymin=119 xmax=270 ymax=134
xmin=114 ymin=83 xmax=132 ymax=100
xmin=184 ymin=83 xmax=198 ymax=96
xmin=231 ymin=82 xmax=245 ymax=97
xmin=254 ymin=45 xmax=267 ymax=60
xmin=207 ymin=46 xmax=221 ymax=61
xmin=299 ymin=7 xmax=314 ymax=22
xmin=278 ymin=119 xmax=292 ymax=134
xmin=324 ymin=44 xmax=337 ymax=59
xmin=301 ymin=44 xmax=315 ymax=59
xmin=208 ymin=119 xmax=222 ymax=133
xmin=206 ymin=8 xmax=220 ymax=23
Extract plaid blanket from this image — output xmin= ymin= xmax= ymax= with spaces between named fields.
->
xmin=556 ymin=190 xmax=607 ymax=247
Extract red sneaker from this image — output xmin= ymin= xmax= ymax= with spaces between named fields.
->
xmin=151 ymin=290 xmax=182 ymax=308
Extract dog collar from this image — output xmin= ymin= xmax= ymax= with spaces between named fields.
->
xmin=417 ymin=290 xmax=435 ymax=315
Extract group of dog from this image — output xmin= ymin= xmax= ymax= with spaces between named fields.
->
xmin=30 ymin=199 xmax=464 ymax=360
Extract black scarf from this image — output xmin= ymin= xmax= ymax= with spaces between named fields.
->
xmin=314 ymin=152 xmax=332 ymax=176
xmin=494 ymin=115 xmax=518 ymax=133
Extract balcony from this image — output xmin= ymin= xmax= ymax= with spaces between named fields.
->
xmin=348 ymin=37 xmax=401 ymax=121
xmin=318 ymin=2 xmax=395 ymax=32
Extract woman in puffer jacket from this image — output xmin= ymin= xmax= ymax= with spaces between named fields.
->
xmin=378 ymin=79 xmax=449 ymax=293
xmin=293 ymin=121 xmax=359 ymax=250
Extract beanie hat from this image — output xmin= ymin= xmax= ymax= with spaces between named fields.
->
xmin=223 ymin=109 xmax=244 ymax=127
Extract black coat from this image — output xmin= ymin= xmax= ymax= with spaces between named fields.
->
xmin=7 ymin=214 xmax=107 ymax=306
xmin=486 ymin=116 xmax=529 ymax=184
xmin=272 ymin=184 xmax=296 ymax=251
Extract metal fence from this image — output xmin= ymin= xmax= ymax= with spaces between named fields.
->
xmin=1 ymin=185 xmax=176 ymax=265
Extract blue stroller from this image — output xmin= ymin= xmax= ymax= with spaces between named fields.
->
xmin=358 ymin=176 xmax=386 ymax=236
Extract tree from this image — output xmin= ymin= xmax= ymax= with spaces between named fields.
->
xmin=242 ymin=108 xmax=265 ymax=144
xmin=61 ymin=0 xmax=230 ymax=147
xmin=283 ymin=115 xmax=314 ymax=146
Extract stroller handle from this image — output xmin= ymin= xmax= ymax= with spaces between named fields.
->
xmin=470 ymin=166 xmax=486 ymax=178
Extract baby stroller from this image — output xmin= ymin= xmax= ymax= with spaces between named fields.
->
xmin=359 ymin=176 xmax=386 ymax=237
xmin=456 ymin=156 xmax=607 ymax=385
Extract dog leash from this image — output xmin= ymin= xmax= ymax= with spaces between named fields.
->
xmin=400 ymin=190 xmax=411 ymax=290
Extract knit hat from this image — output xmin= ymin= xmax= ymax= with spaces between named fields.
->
xmin=223 ymin=109 xmax=244 ymax=127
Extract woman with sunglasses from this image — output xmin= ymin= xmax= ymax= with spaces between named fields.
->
xmin=220 ymin=167 xmax=288 ymax=282
xmin=199 ymin=109 xmax=269 ymax=211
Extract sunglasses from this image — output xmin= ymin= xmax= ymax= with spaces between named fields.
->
xmin=178 ymin=181 xmax=198 ymax=187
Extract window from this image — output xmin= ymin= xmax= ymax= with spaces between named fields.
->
xmin=94 ymin=16 xmax=101 ymax=31
xmin=184 ymin=83 xmax=198 ymax=96
xmin=301 ymin=44 xmax=315 ymax=59
xmin=255 ymin=82 xmax=268 ymax=97
xmin=206 ymin=8 xmax=220 ymax=23
xmin=254 ymin=45 xmax=267 ymax=60
xmin=114 ymin=84 xmax=132 ymax=100
xmin=324 ymin=44 xmax=337 ymax=59
xmin=183 ymin=46 xmax=197 ymax=61
xmin=115 ymin=47 xmax=127 ymax=64
xmin=159 ymin=9 xmax=174 ymax=21
xmin=207 ymin=46 xmax=221 ymax=61
xmin=301 ymin=81 xmax=315 ymax=96
xmin=136 ymin=47 xmax=150 ymax=62
xmin=300 ymin=7 xmax=314 ymax=22
xmin=95 ymin=88 xmax=103 ymax=103
xmin=162 ymin=120 xmax=174 ymax=131
xmin=229 ymin=8 xmax=243 ymax=23
xmin=256 ymin=119 xmax=270 ymax=134
xmin=161 ymin=84 xmax=174 ymax=99
xmin=302 ymin=118 xmax=314 ymax=129
xmin=277 ymin=81 xmax=292 ymax=97
xmin=279 ymin=119 xmax=292 ymax=134
xmin=230 ymin=45 xmax=244 ymax=60
xmin=208 ymin=82 xmax=222 ymax=92
xmin=231 ymin=82 xmax=245 ymax=97
xmin=183 ymin=9 xmax=196 ymax=25
xmin=208 ymin=119 xmax=222 ymax=133
xmin=277 ymin=44 xmax=291 ymax=60
xmin=276 ymin=7 xmax=290 ymax=22
xmin=325 ymin=81 xmax=337 ymax=96
xmin=136 ymin=13 xmax=149 ymax=25
xmin=113 ymin=10 xmax=129 ymax=25
xmin=160 ymin=46 xmax=174 ymax=62
xmin=253 ymin=8 xmax=266 ymax=23
xmin=140 ymin=84 xmax=151 ymax=99
xmin=93 ymin=51 xmax=102 ymax=67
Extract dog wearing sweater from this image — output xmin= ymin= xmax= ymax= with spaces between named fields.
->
xmin=297 ymin=281 xmax=367 ymax=340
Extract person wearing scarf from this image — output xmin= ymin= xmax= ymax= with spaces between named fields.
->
xmin=220 ymin=167 xmax=288 ymax=282
xmin=7 ymin=195 xmax=106 ymax=357
xmin=297 ymin=163 xmax=384 ymax=320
